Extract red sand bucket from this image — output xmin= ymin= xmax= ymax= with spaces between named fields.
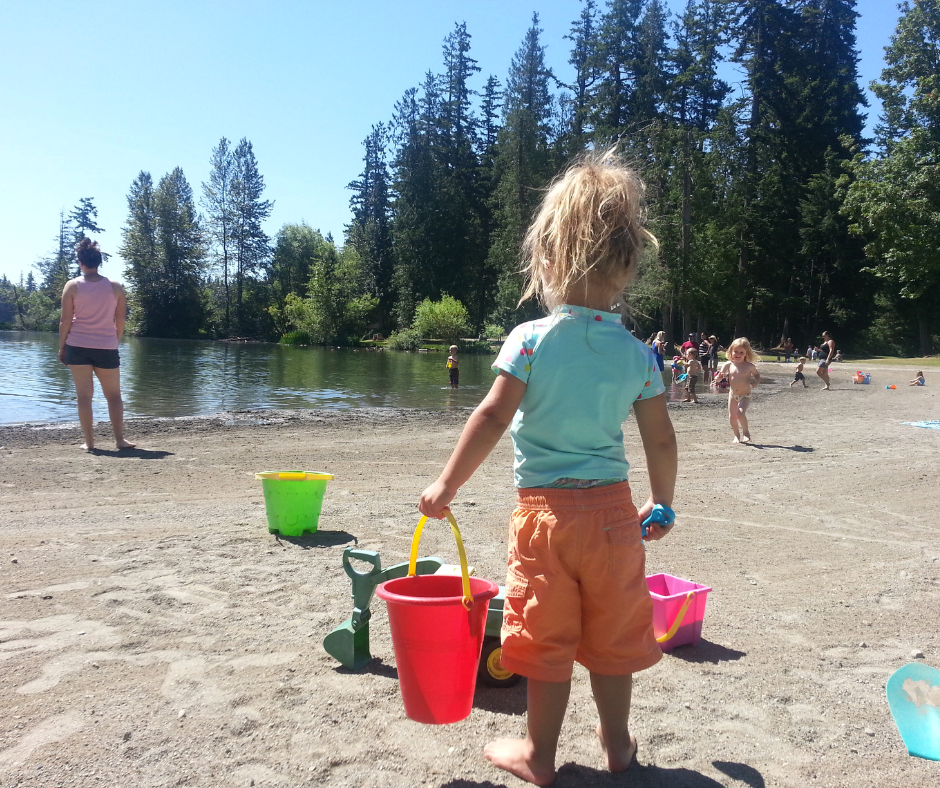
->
xmin=376 ymin=512 xmax=498 ymax=724
xmin=647 ymin=573 xmax=712 ymax=652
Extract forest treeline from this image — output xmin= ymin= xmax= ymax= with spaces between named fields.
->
xmin=2 ymin=0 xmax=938 ymax=355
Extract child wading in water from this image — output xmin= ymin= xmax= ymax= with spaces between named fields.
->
xmin=716 ymin=338 xmax=761 ymax=443
xmin=790 ymin=358 xmax=807 ymax=388
xmin=419 ymin=152 xmax=677 ymax=785
xmin=446 ymin=345 xmax=459 ymax=389
xmin=682 ymin=347 xmax=702 ymax=403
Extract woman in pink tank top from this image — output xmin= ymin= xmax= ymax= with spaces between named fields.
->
xmin=58 ymin=238 xmax=135 ymax=451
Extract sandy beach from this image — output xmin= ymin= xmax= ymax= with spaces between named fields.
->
xmin=1 ymin=362 xmax=938 ymax=788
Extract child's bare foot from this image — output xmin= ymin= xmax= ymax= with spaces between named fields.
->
xmin=80 ymin=443 xmax=95 ymax=452
xmin=732 ymin=436 xmax=740 ymax=444
xmin=116 ymin=440 xmax=136 ymax=449
xmin=484 ymin=738 xmax=555 ymax=786
xmin=741 ymin=434 xmax=751 ymax=443
xmin=596 ymin=726 xmax=638 ymax=773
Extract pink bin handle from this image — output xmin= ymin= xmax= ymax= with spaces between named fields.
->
xmin=656 ymin=591 xmax=695 ymax=644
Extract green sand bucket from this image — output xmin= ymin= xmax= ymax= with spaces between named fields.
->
xmin=254 ymin=471 xmax=334 ymax=536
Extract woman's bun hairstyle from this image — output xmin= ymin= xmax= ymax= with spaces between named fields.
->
xmin=76 ymin=237 xmax=102 ymax=268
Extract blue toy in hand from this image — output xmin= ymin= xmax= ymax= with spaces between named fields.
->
xmin=641 ymin=504 xmax=676 ymax=537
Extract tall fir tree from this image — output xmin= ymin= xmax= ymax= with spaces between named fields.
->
xmin=844 ymin=0 xmax=940 ymax=355
xmin=123 ymin=168 xmax=205 ymax=337
xmin=488 ymin=13 xmax=556 ymax=326
xmin=230 ymin=138 xmax=273 ymax=334
xmin=120 ymin=171 xmax=158 ymax=328
xmin=347 ymin=124 xmax=394 ymax=326
xmin=201 ymin=138 xmax=237 ymax=333
xmin=69 ymin=197 xmax=104 ymax=246
xmin=561 ymin=0 xmax=600 ymax=156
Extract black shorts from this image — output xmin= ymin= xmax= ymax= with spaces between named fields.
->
xmin=63 ymin=345 xmax=120 ymax=369
xmin=449 ymin=368 xmax=459 ymax=386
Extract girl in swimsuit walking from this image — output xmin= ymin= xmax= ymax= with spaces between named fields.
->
xmin=716 ymin=338 xmax=760 ymax=444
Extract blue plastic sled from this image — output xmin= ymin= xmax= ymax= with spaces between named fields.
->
xmin=886 ymin=662 xmax=940 ymax=761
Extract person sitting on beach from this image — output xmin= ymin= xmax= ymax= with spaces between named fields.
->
xmin=909 ymin=371 xmax=926 ymax=386
xmin=446 ymin=345 xmax=459 ymax=389
xmin=790 ymin=358 xmax=807 ymax=388
xmin=58 ymin=238 xmax=135 ymax=452
xmin=419 ymin=151 xmax=677 ymax=785
xmin=715 ymin=337 xmax=760 ymax=444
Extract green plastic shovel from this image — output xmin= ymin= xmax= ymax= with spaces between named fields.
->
xmin=886 ymin=662 xmax=940 ymax=761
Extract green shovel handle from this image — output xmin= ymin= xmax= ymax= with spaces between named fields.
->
xmin=343 ymin=549 xmax=382 ymax=580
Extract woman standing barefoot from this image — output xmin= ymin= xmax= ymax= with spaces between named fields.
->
xmin=817 ymin=330 xmax=835 ymax=390
xmin=58 ymin=238 xmax=135 ymax=451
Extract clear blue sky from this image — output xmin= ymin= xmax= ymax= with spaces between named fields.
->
xmin=0 ymin=0 xmax=902 ymax=287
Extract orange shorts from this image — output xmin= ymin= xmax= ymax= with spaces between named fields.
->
xmin=499 ymin=482 xmax=662 ymax=683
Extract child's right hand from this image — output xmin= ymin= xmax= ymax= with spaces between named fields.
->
xmin=639 ymin=502 xmax=675 ymax=541
xmin=419 ymin=480 xmax=457 ymax=519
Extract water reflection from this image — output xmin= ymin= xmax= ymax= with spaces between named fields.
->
xmin=0 ymin=331 xmax=492 ymax=424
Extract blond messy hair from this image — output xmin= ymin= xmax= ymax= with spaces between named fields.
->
xmin=519 ymin=148 xmax=658 ymax=309
xmin=726 ymin=337 xmax=760 ymax=363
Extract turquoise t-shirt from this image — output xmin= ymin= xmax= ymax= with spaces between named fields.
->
xmin=493 ymin=305 xmax=666 ymax=488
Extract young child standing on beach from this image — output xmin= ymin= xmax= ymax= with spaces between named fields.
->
xmin=716 ymin=338 xmax=761 ymax=444
xmin=682 ymin=348 xmax=702 ymax=403
xmin=418 ymin=152 xmax=677 ymax=785
xmin=790 ymin=358 xmax=807 ymax=388
xmin=446 ymin=345 xmax=459 ymax=389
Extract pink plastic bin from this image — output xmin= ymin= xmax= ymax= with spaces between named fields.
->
xmin=646 ymin=574 xmax=712 ymax=652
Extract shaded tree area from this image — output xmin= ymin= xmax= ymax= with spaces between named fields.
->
xmin=12 ymin=2 xmax=938 ymax=355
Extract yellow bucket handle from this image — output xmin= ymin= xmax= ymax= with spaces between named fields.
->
xmin=409 ymin=511 xmax=474 ymax=610
xmin=656 ymin=591 xmax=695 ymax=644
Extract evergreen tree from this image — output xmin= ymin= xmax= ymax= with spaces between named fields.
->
xmin=390 ymin=82 xmax=439 ymax=326
xmin=591 ymin=0 xmax=645 ymax=140
xmin=123 ymin=168 xmax=205 ymax=337
xmin=488 ymin=13 xmax=556 ymax=326
xmin=69 ymin=197 xmax=104 ymax=245
xmin=561 ymin=0 xmax=600 ymax=155
xmin=347 ymin=124 xmax=394 ymax=326
xmin=201 ymin=137 xmax=237 ymax=333
xmin=120 ymin=171 xmax=158 ymax=329
xmin=844 ymin=0 xmax=940 ymax=355
xmin=36 ymin=211 xmax=77 ymax=295
xmin=231 ymin=138 xmax=273 ymax=334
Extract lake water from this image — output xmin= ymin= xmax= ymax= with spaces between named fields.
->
xmin=0 ymin=331 xmax=495 ymax=425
